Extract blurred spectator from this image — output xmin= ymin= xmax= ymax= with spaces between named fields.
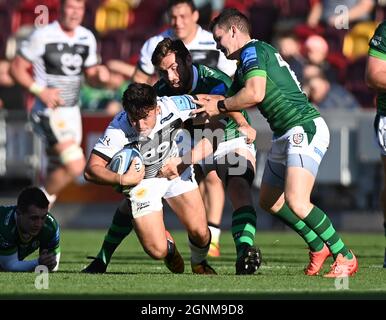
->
xmin=127 ymin=0 xmax=236 ymax=84
xmin=194 ymin=0 xmax=224 ymax=29
xmin=0 ymin=60 xmax=25 ymax=110
xmin=81 ymin=61 xmax=129 ymax=116
xmin=307 ymin=0 xmax=375 ymax=29
xmin=304 ymin=74 xmax=361 ymax=110
xmin=276 ymin=33 xmax=306 ymax=83
xmin=304 ymin=35 xmax=338 ymax=82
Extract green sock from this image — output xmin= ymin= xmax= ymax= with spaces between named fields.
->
xmin=275 ymin=203 xmax=324 ymax=252
xmin=231 ymin=206 xmax=256 ymax=258
xmin=303 ymin=206 xmax=352 ymax=260
xmin=97 ymin=209 xmax=133 ymax=264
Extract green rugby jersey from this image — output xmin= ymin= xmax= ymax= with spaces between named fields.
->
xmin=0 ymin=206 xmax=60 ymax=260
xmin=154 ymin=63 xmax=251 ymax=141
xmin=368 ymin=21 xmax=386 ymax=115
xmin=229 ymin=40 xmax=320 ymax=136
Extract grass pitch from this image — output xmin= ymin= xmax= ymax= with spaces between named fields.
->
xmin=0 ymin=230 xmax=385 ymax=299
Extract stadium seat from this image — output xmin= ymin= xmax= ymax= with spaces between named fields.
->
xmin=342 ymin=21 xmax=379 ymax=60
xmin=94 ymin=0 xmax=133 ymax=34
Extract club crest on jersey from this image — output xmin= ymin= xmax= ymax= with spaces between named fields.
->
xmin=293 ymin=133 xmax=304 ymax=144
xmin=371 ymin=36 xmax=382 ymax=46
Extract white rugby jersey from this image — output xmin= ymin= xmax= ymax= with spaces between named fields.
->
xmin=93 ymin=95 xmax=197 ymax=178
xmin=19 ymin=21 xmax=98 ymax=108
xmin=137 ymin=26 xmax=236 ymax=77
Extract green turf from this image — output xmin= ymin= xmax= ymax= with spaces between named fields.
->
xmin=0 ymin=230 xmax=385 ymax=299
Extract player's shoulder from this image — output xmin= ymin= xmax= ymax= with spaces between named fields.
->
xmin=195 ymin=27 xmax=216 ymax=46
xmin=29 ymin=21 xmax=58 ymax=38
xmin=0 ymin=206 xmax=16 ymax=240
xmin=110 ymin=111 xmax=138 ymax=138
xmin=374 ymin=20 xmax=386 ymax=35
xmin=76 ymin=24 xmax=96 ymax=40
xmin=197 ymin=63 xmax=230 ymax=80
xmin=44 ymin=213 xmax=59 ymax=233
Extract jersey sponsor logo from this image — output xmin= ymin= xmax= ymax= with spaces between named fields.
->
xmin=44 ymin=43 xmax=89 ymax=76
xmin=241 ymin=47 xmax=258 ymax=69
xmin=198 ymin=41 xmax=216 ymax=45
xmin=136 ymin=201 xmax=150 ymax=212
xmin=141 ymin=140 xmax=175 ymax=164
xmin=61 ymin=53 xmax=83 ymax=75
xmin=170 ymin=96 xmax=196 ymax=111
xmin=371 ymin=35 xmax=382 ymax=46
xmin=293 ymin=133 xmax=304 ymax=144
xmin=160 ymin=112 xmax=174 ymax=124
xmin=101 ymin=136 xmax=111 ymax=146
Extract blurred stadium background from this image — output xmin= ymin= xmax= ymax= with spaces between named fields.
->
xmin=0 ymin=0 xmax=384 ymax=233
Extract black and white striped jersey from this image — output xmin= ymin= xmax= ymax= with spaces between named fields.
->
xmin=19 ymin=21 xmax=98 ymax=108
xmin=93 ymin=95 xmax=197 ymax=179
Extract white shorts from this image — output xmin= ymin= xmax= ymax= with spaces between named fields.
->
xmin=269 ymin=117 xmax=329 ymax=167
xmin=128 ymin=165 xmax=198 ymax=218
xmin=30 ymin=100 xmax=82 ymax=147
xmin=374 ymin=114 xmax=386 ymax=156
xmin=262 ymin=117 xmax=330 ymax=189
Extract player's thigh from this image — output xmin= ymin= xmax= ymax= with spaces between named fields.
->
xmin=259 ymin=181 xmax=285 ymax=213
xmin=166 ymin=188 xmax=207 ymax=236
xmin=132 ymin=210 xmax=167 ymax=259
xmin=215 ymin=138 xmax=256 ymax=187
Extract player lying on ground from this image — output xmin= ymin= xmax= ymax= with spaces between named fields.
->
xmin=0 ymin=187 xmax=60 ymax=272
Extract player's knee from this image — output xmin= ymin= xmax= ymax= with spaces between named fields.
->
xmin=286 ymin=197 xmax=310 ymax=219
xmin=228 ymin=177 xmax=252 ymax=205
xmin=188 ymin=227 xmax=210 ymax=247
xmin=144 ymin=242 xmax=168 ymax=260
xmin=60 ymin=145 xmax=85 ymax=177
xmin=259 ymin=194 xmax=284 ymax=213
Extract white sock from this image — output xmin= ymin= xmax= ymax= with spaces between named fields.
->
xmin=208 ymin=225 xmax=221 ymax=244
xmin=188 ymin=238 xmax=210 ymax=265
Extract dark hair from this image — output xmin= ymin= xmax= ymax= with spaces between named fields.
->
xmin=17 ymin=187 xmax=49 ymax=213
xmin=167 ymin=0 xmax=196 ymax=12
xmin=122 ymin=83 xmax=157 ymax=121
xmin=210 ymin=8 xmax=251 ymax=36
xmin=152 ymin=38 xmax=191 ymax=67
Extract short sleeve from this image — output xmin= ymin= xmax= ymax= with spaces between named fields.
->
xmin=369 ymin=22 xmax=386 ymax=60
xmin=19 ymin=28 xmax=45 ymax=62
